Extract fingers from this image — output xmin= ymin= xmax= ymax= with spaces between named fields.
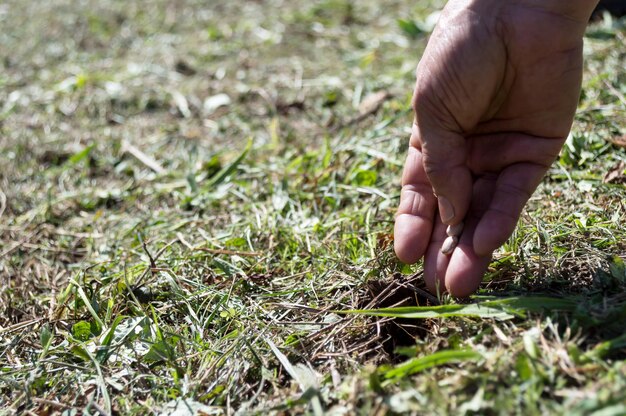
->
xmin=467 ymin=132 xmax=564 ymax=256
xmin=412 ymin=122 xmax=473 ymax=226
xmin=424 ymin=177 xmax=495 ymax=297
xmin=473 ymin=162 xmax=550 ymax=256
xmin=400 ymin=128 xmax=563 ymax=294
xmin=423 ymin=219 xmax=449 ymax=295
xmin=421 ymin=143 xmax=558 ymax=295
xmin=394 ymin=145 xmax=438 ymax=264
xmin=443 ymin=216 xmax=492 ymax=297
xmin=466 ymin=132 xmax=565 ymax=256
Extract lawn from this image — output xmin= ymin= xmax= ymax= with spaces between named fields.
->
xmin=1 ymin=0 xmax=625 ymax=414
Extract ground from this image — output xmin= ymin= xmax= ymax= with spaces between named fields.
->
xmin=1 ymin=0 xmax=626 ymax=414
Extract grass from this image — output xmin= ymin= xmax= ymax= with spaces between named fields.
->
xmin=1 ymin=0 xmax=625 ymax=414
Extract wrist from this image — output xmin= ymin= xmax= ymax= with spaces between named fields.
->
xmin=508 ymin=0 xmax=601 ymax=22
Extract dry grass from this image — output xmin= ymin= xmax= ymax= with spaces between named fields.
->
xmin=1 ymin=0 xmax=625 ymax=414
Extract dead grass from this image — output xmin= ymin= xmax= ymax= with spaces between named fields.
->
xmin=1 ymin=0 xmax=625 ymax=414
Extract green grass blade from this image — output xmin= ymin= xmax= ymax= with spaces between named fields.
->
xmin=337 ymin=296 xmax=578 ymax=321
xmin=584 ymin=332 xmax=626 ymax=360
xmin=69 ymin=277 xmax=105 ymax=329
xmin=63 ymin=143 xmax=95 ymax=169
xmin=382 ymin=349 xmax=481 ymax=383
xmin=204 ymin=138 xmax=252 ymax=189
xmin=80 ymin=340 xmax=112 ymax=415
xmin=337 ymin=303 xmax=515 ymax=320
xmin=95 ymin=315 xmax=127 ymax=363
xmin=478 ymin=296 xmax=578 ymax=313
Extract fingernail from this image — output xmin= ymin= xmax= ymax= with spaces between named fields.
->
xmin=438 ymin=196 xmax=455 ymax=223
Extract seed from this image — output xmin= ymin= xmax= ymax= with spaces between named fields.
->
xmin=446 ymin=221 xmax=464 ymax=237
xmin=441 ymin=235 xmax=458 ymax=255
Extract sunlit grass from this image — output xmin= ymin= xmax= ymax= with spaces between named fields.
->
xmin=1 ymin=0 xmax=625 ymax=414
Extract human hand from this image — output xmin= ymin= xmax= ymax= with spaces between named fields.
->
xmin=394 ymin=0 xmax=599 ymax=297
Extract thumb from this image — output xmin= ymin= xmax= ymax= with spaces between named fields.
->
xmin=412 ymin=120 xmax=472 ymax=225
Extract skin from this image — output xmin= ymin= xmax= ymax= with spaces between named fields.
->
xmin=394 ymin=0 xmax=600 ymax=297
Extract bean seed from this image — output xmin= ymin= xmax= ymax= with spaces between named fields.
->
xmin=446 ymin=221 xmax=464 ymax=237
xmin=441 ymin=235 xmax=459 ymax=255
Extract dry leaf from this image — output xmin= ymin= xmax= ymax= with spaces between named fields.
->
xmin=358 ymin=90 xmax=391 ymax=115
xmin=608 ymin=134 xmax=626 ymax=148
xmin=603 ymin=160 xmax=626 ymax=184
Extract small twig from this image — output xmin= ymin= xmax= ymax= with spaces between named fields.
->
xmin=137 ymin=233 xmax=157 ymax=268
xmin=0 ymin=317 xmax=45 ymax=335
xmin=271 ymin=303 xmax=323 ymax=314
xmin=32 ymin=398 xmax=71 ymax=411
xmin=398 ymin=280 xmax=440 ymax=305
xmin=603 ymin=79 xmax=626 ymax=108
xmin=176 ymin=232 xmax=193 ymax=249
xmin=121 ymin=140 xmax=166 ymax=174
xmin=314 ymin=335 xmax=384 ymax=358
xmin=133 ymin=238 xmax=179 ymax=288
xmin=0 ymin=229 xmax=40 ymax=258
xmin=51 ymin=228 xmax=103 ymax=239
xmin=40 ymin=359 xmax=91 ymax=372
xmin=10 ymin=242 xmax=87 ymax=256
xmin=273 ymin=320 xmax=330 ymax=326
xmin=194 ymin=247 xmax=262 ymax=257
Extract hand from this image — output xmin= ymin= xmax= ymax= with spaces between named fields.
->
xmin=394 ymin=0 xmax=597 ymax=297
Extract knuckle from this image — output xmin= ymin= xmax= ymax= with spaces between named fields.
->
xmin=422 ymin=158 xmax=454 ymax=180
